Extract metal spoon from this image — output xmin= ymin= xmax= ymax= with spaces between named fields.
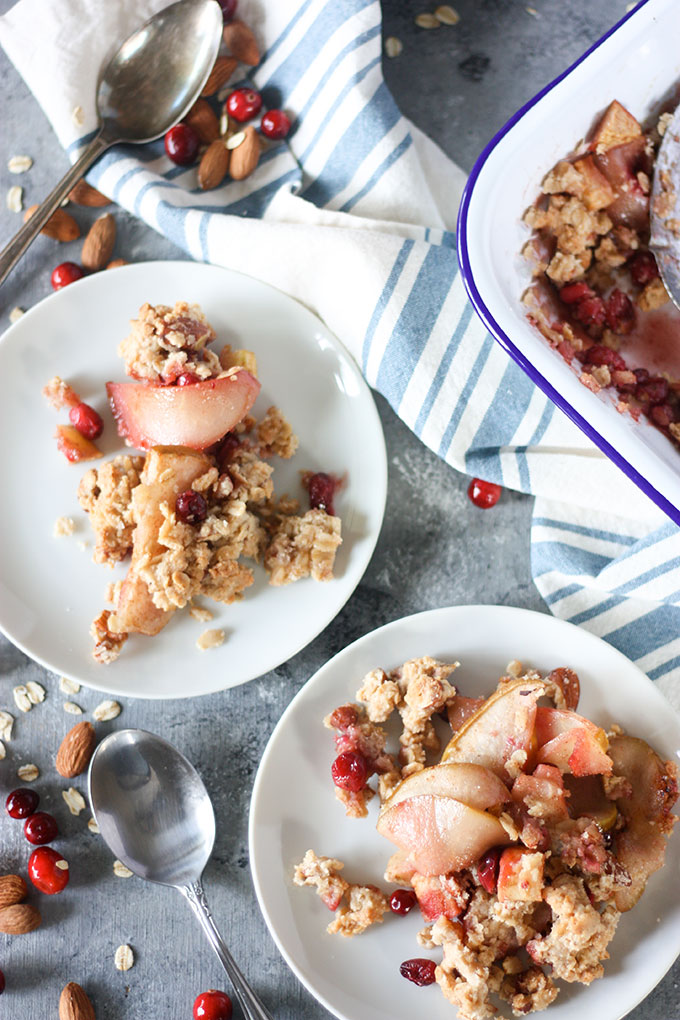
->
xmin=0 ymin=0 xmax=222 ymax=287
xmin=650 ymin=102 xmax=680 ymax=310
xmin=88 ymin=728 xmax=275 ymax=1020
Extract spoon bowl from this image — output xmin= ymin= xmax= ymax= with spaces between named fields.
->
xmin=650 ymin=100 xmax=680 ymax=311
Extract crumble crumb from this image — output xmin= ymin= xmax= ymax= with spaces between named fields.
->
xmin=53 ymin=516 xmax=75 ymax=537
xmin=196 ymin=628 xmax=225 ymax=651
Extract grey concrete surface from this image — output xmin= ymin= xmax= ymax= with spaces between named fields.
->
xmin=0 ymin=1 xmax=678 ymax=1018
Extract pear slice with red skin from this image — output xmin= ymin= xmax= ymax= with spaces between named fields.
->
xmin=536 ymin=729 xmax=612 ymax=777
xmin=382 ymin=762 xmax=510 ymax=816
xmin=376 ymin=793 xmax=511 ymax=876
xmin=535 ymin=706 xmax=605 ymax=745
xmin=441 ymin=677 xmax=545 ymax=778
xmin=107 ymin=370 xmax=260 ymax=451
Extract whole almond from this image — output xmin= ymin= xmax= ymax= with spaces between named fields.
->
xmin=24 ymin=205 xmax=80 ymax=242
xmin=59 ymin=982 xmax=95 ymax=1020
xmin=0 ymin=902 xmax=41 ymax=934
xmin=198 ymin=140 xmax=230 ymax=190
xmin=201 ymin=55 xmax=238 ymax=96
xmin=185 ymin=99 xmax=221 ymax=143
xmin=56 ymin=721 xmax=97 ymax=778
xmin=81 ymin=213 xmax=116 ymax=272
xmin=223 ymin=20 xmax=260 ymax=65
xmin=0 ymin=874 xmax=27 ymax=908
xmin=229 ymin=126 xmax=260 ymax=180
xmin=68 ymin=180 xmax=110 ymax=207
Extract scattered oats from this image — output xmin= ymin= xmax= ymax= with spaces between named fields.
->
xmin=13 ymin=686 xmax=32 ymax=713
xmin=625 ymin=1 xmax=637 ymax=9
xmin=9 ymin=307 xmax=25 ymax=323
xmin=114 ymin=944 xmax=134 ymax=971
xmin=189 ymin=603 xmax=214 ymax=623
xmin=526 ymin=5 xmax=538 ymax=14
xmin=62 ymin=787 xmax=86 ymax=815
xmin=77 ymin=540 xmax=90 ymax=551
xmin=6 ymin=185 xmax=23 ymax=212
xmin=196 ymin=628 xmax=225 ymax=651
xmin=63 ymin=701 xmax=83 ymax=715
xmin=17 ymin=763 xmax=39 ymax=782
xmin=113 ymin=859 xmax=133 ymax=879
xmin=8 ymin=155 xmax=32 ymax=174
xmin=93 ymin=699 xmax=121 ymax=722
xmin=60 ymin=676 xmax=81 ymax=695
xmin=0 ymin=741 xmax=5 ymax=760
xmin=658 ymin=111 xmax=673 ymax=137
xmin=55 ymin=859 xmax=69 ymax=871
xmin=226 ymin=131 xmax=246 ymax=150
xmin=53 ymin=516 xmax=75 ymax=538
xmin=72 ymin=105 xmax=85 ymax=127
xmin=87 ymin=816 xmax=100 ymax=835
xmin=219 ymin=110 xmax=230 ymax=135
xmin=435 ymin=5 xmax=460 ymax=24
xmin=415 ymin=12 xmax=440 ymax=28
xmin=384 ymin=36 xmax=403 ymax=58
xmin=25 ymin=681 xmax=46 ymax=705
xmin=0 ymin=711 xmax=14 ymax=742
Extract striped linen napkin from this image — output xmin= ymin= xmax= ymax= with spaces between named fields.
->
xmin=1 ymin=0 xmax=678 ymax=707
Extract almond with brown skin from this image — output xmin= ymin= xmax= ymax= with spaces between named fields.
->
xmin=81 ymin=213 xmax=116 ymax=272
xmin=198 ymin=140 xmax=230 ymax=190
xmin=0 ymin=902 xmax=41 ymax=934
xmin=56 ymin=721 xmax=97 ymax=778
xmin=24 ymin=205 xmax=80 ymax=242
xmin=184 ymin=99 xmax=221 ymax=144
xmin=223 ymin=20 xmax=260 ymax=66
xmin=201 ymin=55 xmax=238 ymax=96
xmin=59 ymin=982 xmax=96 ymax=1020
xmin=0 ymin=874 xmax=27 ymax=908
xmin=68 ymin=180 xmax=110 ymax=207
xmin=229 ymin=126 xmax=260 ymax=181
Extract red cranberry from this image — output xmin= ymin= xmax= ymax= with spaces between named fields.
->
xmin=636 ymin=376 xmax=669 ymax=406
xmin=218 ymin=433 xmax=241 ymax=468
xmin=0 ymin=969 xmax=4 ymax=994
xmin=328 ymin=705 xmax=358 ymax=730
xmin=331 ymin=751 xmax=368 ymax=792
xmin=651 ymin=403 xmax=677 ymax=428
xmin=629 ymin=250 xmax=659 ymax=285
xmin=69 ymin=401 xmax=103 ymax=440
xmin=193 ymin=989 xmax=233 ymax=1020
xmin=51 ymin=262 xmax=84 ymax=290
xmin=175 ymin=490 xmax=208 ymax=524
xmin=390 ymin=889 xmax=417 ymax=915
xmin=24 ymin=811 xmax=59 ymax=846
xmin=226 ymin=88 xmax=263 ymax=123
xmin=164 ymin=123 xmax=200 ymax=165
xmin=476 ymin=847 xmax=502 ymax=895
xmin=574 ymin=295 xmax=606 ymax=332
xmin=217 ymin=0 xmax=237 ymax=21
xmin=261 ymin=109 xmax=291 ymax=140
xmin=28 ymin=846 xmax=69 ymax=895
xmin=175 ymin=371 xmax=201 ymax=386
xmin=605 ymin=288 xmax=635 ymax=334
xmin=583 ymin=344 xmax=626 ymax=371
xmin=399 ymin=958 xmax=437 ymax=986
xmin=467 ymin=478 xmax=501 ymax=509
xmin=560 ymin=281 xmax=594 ymax=304
xmin=307 ymin=472 xmax=337 ymax=515
xmin=6 ymin=788 xmax=39 ymax=819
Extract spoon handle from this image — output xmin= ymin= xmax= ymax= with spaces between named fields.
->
xmin=182 ymin=879 xmax=276 ymax=1020
xmin=0 ymin=133 xmax=111 ymax=288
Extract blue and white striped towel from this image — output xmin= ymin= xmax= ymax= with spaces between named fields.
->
xmin=1 ymin=0 xmax=678 ymax=708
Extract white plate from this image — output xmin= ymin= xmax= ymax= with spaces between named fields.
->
xmin=249 ymin=605 xmax=680 ymax=1020
xmin=0 ymin=261 xmax=386 ymax=699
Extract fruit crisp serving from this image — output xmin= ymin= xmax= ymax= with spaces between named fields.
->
xmin=523 ymin=99 xmax=680 ymax=445
xmin=294 ymin=658 xmax=678 ymax=1019
xmin=43 ymin=301 xmax=343 ymax=663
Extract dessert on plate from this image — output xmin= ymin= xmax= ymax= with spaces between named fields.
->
xmin=294 ymin=657 xmax=678 ymax=1019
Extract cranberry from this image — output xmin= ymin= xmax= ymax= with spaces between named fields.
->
xmin=260 ymin=109 xmax=291 ymax=140
xmin=605 ymin=288 xmax=635 ymax=334
xmin=307 ymin=472 xmax=336 ymax=515
xmin=399 ymin=958 xmax=437 ymax=986
xmin=28 ymin=846 xmax=69 ymax=895
xmin=6 ymin=788 xmax=39 ymax=819
xmin=24 ymin=811 xmax=59 ymax=846
xmin=0 ymin=969 xmax=4 ymax=994
xmin=476 ymin=847 xmax=502 ymax=895
xmin=51 ymin=262 xmax=84 ymax=290
xmin=574 ymin=295 xmax=606 ymax=332
xmin=629 ymin=250 xmax=659 ymax=285
xmin=328 ymin=705 xmax=358 ymax=729
xmin=226 ymin=88 xmax=263 ymax=123
xmin=175 ymin=490 xmax=208 ymax=524
xmin=467 ymin=478 xmax=502 ymax=509
xmin=651 ymin=403 xmax=677 ymax=428
xmin=175 ymin=371 xmax=201 ymax=386
xmin=636 ymin=376 xmax=669 ymax=406
xmin=218 ymin=433 xmax=241 ymax=468
xmin=390 ymin=889 xmax=417 ymax=915
xmin=193 ymin=989 xmax=233 ymax=1020
xmin=164 ymin=123 xmax=200 ymax=166
xmin=217 ymin=0 xmax=237 ymax=21
xmin=560 ymin=281 xmax=594 ymax=304
xmin=331 ymin=751 xmax=368 ymax=792
xmin=69 ymin=402 xmax=103 ymax=440
xmin=583 ymin=344 xmax=626 ymax=371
